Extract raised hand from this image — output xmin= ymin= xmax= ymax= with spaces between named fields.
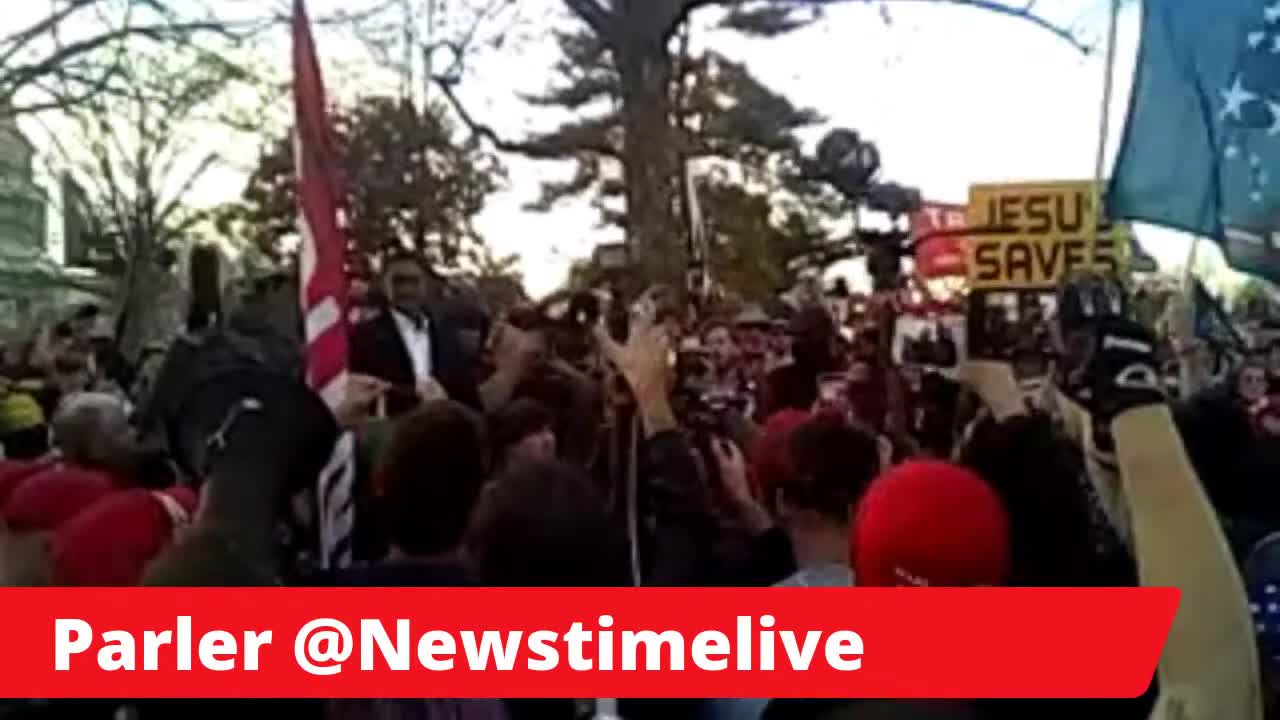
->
xmin=594 ymin=312 xmax=671 ymax=398
xmin=710 ymin=437 xmax=751 ymax=506
xmin=1063 ymin=315 xmax=1165 ymax=419
xmin=1055 ymin=273 xmax=1165 ymax=451
xmin=334 ymin=374 xmax=388 ymax=428
xmin=415 ymin=377 xmax=448 ymax=404
xmin=594 ymin=311 xmax=676 ymax=436
xmin=711 ymin=437 xmax=771 ymax=533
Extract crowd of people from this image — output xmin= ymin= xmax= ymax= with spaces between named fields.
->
xmin=0 ymin=255 xmax=1275 ymax=720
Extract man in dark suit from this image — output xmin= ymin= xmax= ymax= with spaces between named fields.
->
xmin=349 ymin=253 xmax=481 ymax=416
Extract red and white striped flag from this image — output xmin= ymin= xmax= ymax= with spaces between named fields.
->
xmin=293 ymin=0 xmax=355 ymax=570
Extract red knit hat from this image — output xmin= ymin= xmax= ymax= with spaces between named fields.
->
xmin=750 ymin=409 xmax=811 ymax=500
xmin=852 ymin=460 xmax=1010 ymax=587
xmin=2 ymin=464 xmax=119 ymax=533
xmin=52 ymin=487 xmax=197 ymax=587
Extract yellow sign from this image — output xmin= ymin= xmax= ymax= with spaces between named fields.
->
xmin=965 ymin=181 xmax=1131 ymax=290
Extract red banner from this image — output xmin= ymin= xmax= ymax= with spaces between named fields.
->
xmin=912 ymin=203 xmax=969 ymax=279
xmin=2 ymin=587 xmax=1175 ymax=698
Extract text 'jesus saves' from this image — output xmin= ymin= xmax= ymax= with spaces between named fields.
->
xmin=966 ymin=184 xmax=1129 ymax=290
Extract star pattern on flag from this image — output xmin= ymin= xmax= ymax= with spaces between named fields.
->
xmin=1267 ymin=0 xmax=1280 ymax=24
xmin=1217 ymin=1 xmax=1280 ymax=209
xmin=1220 ymin=0 xmax=1280 ymax=128
xmin=1268 ymin=102 xmax=1280 ymax=134
xmin=1221 ymin=76 xmax=1258 ymax=121
xmin=1252 ymin=584 xmax=1280 ymax=646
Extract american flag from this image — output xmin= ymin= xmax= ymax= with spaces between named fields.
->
xmin=293 ymin=0 xmax=355 ymax=570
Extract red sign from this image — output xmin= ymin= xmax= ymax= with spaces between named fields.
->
xmin=1 ymin=587 xmax=1176 ymax=698
xmin=912 ymin=203 xmax=968 ymax=279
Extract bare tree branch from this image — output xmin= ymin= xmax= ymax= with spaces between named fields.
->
xmin=1 ymin=20 xmax=234 ymax=103
xmin=0 ymin=0 xmax=98 ymax=68
xmin=564 ymin=0 xmax=612 ymax=33
xmin=682 ymin=0 xmax=1092 ymax=54
xmin=895 ymin=0 xmax=1089 ymax=53
xmin=1 ymin=0 xmax=386 ymax=115
xmin=157 ymin=152 xmax=220 ymax=226
xmin=4 ymin=3 xmax=138 ymax=117
xmin=434 ymin=75 xmax=620 ymax=159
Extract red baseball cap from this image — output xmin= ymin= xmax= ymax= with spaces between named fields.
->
xmin=852 ymin=461 xmax=1009 ymax=587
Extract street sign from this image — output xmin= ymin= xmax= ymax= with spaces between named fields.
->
xmin=966 ymin=181 xmax=1131 ymax=290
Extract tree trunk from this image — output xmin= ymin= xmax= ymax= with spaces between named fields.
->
xmin=616 ymin=31 xmax=685 ymax=294
xmin=117 ymin=229 xmax=178 ymax=360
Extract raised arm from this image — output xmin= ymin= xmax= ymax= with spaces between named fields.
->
xmin=1059 ymin=308 xmax=1260 ymax=720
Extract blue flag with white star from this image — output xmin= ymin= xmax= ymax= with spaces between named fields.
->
xmin=1110 ymin=0 xmax=1280 ymax=284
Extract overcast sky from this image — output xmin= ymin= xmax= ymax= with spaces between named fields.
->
xmin=396 ymin=0 xmax=1231 ymax=297
xmin=15 ymin=0 xmax=1244 ymax=297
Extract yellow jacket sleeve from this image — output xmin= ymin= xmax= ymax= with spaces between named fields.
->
xmin=1113 ymin=405 xmax=1261 ymax=720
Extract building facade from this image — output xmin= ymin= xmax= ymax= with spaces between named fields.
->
xmin=0 ymin=112 xmax=108 ymax=334
xmin=0 ymin=111 xmax=49 ymax=329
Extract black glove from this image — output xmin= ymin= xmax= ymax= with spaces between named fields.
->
xmin=1066 ymin=316 xmax=1166 ymax=414
xmin=1056 ymin=274 xmax=1165 ymax=453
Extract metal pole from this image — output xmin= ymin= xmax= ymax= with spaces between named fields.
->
xmin=1184 ymin=236 xmax=1201 ymax=288
xmin=1092 ymin=0 xmax=1123 ymax=244
xmin=1094 ymin=0 xmax=1122 ymax=187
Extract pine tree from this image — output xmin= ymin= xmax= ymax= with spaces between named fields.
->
xmin=447 ymin=0 xmax=1096 ymax=291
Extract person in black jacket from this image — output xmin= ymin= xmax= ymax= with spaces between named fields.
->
xmin=349 ymin=253 xmax=481 ymax=415
xmin=761 ymin=306 xmax=842 ymax=418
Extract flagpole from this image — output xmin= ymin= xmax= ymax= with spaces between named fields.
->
xmin=1093 ymin=0 xmax=1123 ymax=243
xmin=295 ymin=0 xmax=356 ymax=572
xmin=1183 ymin=236 xmax=1202 ymax=294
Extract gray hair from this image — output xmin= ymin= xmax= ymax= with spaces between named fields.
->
xmin=51 ymin=392 xmax=131 ymax=466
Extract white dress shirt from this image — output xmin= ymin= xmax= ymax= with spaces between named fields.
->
xmin=391 ymin=309 xmax=433 ymax=384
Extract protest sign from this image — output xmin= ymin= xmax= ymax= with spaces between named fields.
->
xmin=966 ymin=181 xmax=1131 ymax=290
xmin=912 ymin=203 xmax=968 ymax=279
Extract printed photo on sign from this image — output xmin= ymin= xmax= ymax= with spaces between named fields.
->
xmin=965 ymin=290 xmax=1055 ymax=372
xmin=893 ymin=314 xmax=966 ymax=375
